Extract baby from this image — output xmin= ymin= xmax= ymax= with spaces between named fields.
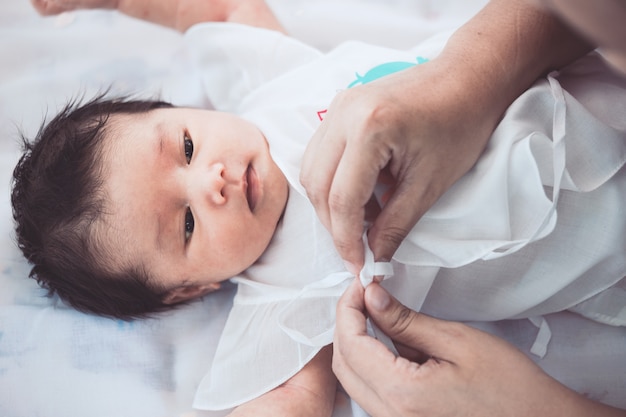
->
xmin=13 ymin=96 xmax=289 ymax=317
xmin=14 ymin=1 xmax=344 ymax=415
xmin=14 ymin=0 xmax=626 ymax=414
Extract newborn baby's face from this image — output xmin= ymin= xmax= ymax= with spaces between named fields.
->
xmin=100 ymin=107 xmax=288 ymax=300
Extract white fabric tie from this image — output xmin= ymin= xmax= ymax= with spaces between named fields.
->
xmin=528 ymin=316 xmax=552 ymax=358
xmin=358 ymin=234 xmax=398 ymax=354
xmin=277 ymin=234 xmax=395 ymax=347
xmin=359 ymin=234 xmax=394 ymax=287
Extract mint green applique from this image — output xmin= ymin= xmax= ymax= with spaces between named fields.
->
xmin=347 ymin=57 xmax=428 ymax=88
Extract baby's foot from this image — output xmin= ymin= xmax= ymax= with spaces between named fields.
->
xmin=31 ymin=0 xmax=117 ymax=16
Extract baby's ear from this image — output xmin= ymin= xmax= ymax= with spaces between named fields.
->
xmin=163 ymin=282 xmax=221 ymax=304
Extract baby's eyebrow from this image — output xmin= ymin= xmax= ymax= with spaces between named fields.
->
xmin=150 ymin=120 xmax=184 ymax=254
xmin=155 ymin=121 xmax=167 ymax=156
xmin=153 ymin=122 xmax=167 ymax=253
xmin=154 ymin=208 xmax=185 ymax=256
xmin=155 ymin=210 xmax=166 ymax=253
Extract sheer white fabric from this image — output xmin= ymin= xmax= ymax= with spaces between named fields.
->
xmin=185 ymin=23 xmax=626 ymax=410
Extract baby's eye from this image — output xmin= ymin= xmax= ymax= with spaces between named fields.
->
xmin=184 ymin=207 xmax=194 ymax=243
xmin=184 ymin=134 xmax=194 ymax=164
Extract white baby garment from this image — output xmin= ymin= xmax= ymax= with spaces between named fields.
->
xmin=184 ymin=23 xmax=626 ymax=410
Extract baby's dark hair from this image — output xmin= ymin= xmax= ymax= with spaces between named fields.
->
xmin=11 ymin=93 xmax=183 ymax=320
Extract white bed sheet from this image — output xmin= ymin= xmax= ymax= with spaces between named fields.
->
xmin=0 ymin=1 xmax=624 ymax=416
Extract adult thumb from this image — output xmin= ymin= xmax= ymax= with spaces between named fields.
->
xmin=364 ymin=283 xmax=456 ymax=359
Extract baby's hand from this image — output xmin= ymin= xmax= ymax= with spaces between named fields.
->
xmin=31 ymin=0 xmax=116 ymax=16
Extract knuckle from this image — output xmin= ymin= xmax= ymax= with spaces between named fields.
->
xmin=376 ymin=226 xmax=409 ymax=254
xmin=332 ymin=88 xmax=350 ymax=103
xmin=333 ymin=240 xmax=354 ymax=260
xmin=303 ymin=182 xmax=327 ymax=206
xmin=331 ymin=345 xmax=350 ymax=377
xmin=298 ymin=166 xmax=310 ymax=185
xmin=354 ymin=107 xmax=388 ymax=142
xmin=363 ymin=101 xmax=389 ymax=125
xmin=298 ymin=162 xmax=316 ymax=191
xmin=328 ymin=190 xmax=353 ymax=216
xmin=332 ymin=233 xmax=359 ymax=259
xmin=361 ymin=98 xmax=402 ymax=133
xmin=334 ymin=92 xmax=389 ymax=137
xmin=389 ymin=304 xmax=416 ymax=336
xmin=331 ymin=353 xmax=342 ymax=375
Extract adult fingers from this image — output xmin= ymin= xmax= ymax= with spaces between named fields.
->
xmin=327 ymin=127 xmax=390 ymax=270
xmin=333 ymin=280 xmax=392 ymax=416
xmin=334 ymin=279 xmax=401 ymax=374
xmin=367 ymin=154 xmax=437 ymax=262
xmin=302 ymin=89 xmax=387 ymax=272
xmin=335 ymin=280 xmax=449 ymax=417
xmin=364 ymin=283 xmax=465 ymax=361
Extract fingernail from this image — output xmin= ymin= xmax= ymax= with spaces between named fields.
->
xmin=369 ymin=284 xmax=391 ymax=311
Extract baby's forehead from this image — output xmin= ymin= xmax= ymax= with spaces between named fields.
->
xmin=96 ymin=114 xmax=179 ymax=285
xmin=105 ymin=110 xmax=154 ymax=135
xmin=104 ymin=107 xmax=185 ymax=147
xmin=98 ymin=111 xmax=161 ymax=165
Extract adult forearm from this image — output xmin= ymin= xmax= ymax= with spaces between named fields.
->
xmin=436 ymin=0 xmax=592 ymax=126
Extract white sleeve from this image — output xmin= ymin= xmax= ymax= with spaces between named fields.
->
xmin=184 ymin=23 xmax=323 ymax=112
xmin=192 ymin=274 xmax=351 ymax=411
xmin=393 ymin=53 xmax=626 ymax=268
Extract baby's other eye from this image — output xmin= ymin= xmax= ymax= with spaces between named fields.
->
xmin=184 ymin=207 xmax=194 ymax=243
xmin=184 ymin=134 xmax=194 ymax=164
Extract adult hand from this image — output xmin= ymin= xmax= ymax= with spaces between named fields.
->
xmin=333 ymin=280 xmax=625 ymax=417
xmin=300 ymin=58 xmax=494 ymax=272
xmin=299 ymin=0 xmax=591 ymax=273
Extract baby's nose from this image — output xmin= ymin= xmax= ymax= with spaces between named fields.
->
xmin=205 ymin=162 xmax=226 ymax=205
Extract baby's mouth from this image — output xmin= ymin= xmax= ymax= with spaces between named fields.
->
xmin=246 ymin=164 xmax=258 ymax=212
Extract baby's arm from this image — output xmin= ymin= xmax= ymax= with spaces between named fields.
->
xmin=229 ymin=346 xmax=336 ymax=417
xmin=31 ymin=0 xmax=285 ymax=32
